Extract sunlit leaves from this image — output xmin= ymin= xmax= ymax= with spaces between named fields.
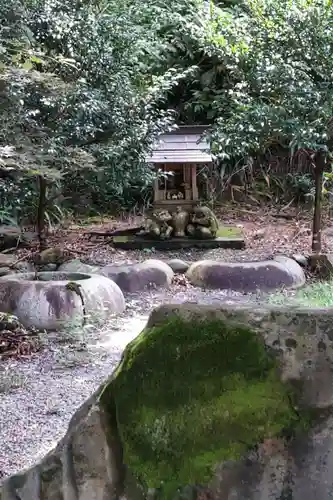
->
xmin=206 ymin=0 xmax=333 ymax=160
xmin=0 ymin=0 xmax=194 ymax=190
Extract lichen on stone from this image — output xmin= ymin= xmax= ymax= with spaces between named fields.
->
xmin=105 ymin=316 xmax=308 ymax=497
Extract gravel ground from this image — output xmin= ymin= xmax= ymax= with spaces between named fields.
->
xmin=0 ymin=282 xmax=256 ymax=481
xmin=0 ymin=213 xmax=324 ymax=482
xmin=86 ymin=246 xmax=271 ymax=266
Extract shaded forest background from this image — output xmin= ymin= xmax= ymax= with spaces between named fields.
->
xmin=1 ymin=0 xmax=333 ymax=232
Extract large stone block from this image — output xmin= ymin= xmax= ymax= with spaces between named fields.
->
xmin=3 ymin=303 xmax=333 ymax=499
xmin=0 ymin=390 xmax=124 ymax=500
xmin=147 ymin=303 xmax=333 ymax=409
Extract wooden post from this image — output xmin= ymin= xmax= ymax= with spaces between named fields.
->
xmin=153 ymin=177 xmax=159 ymax=203
xmin=37 ymin=175 xmax=48 ymax=251
xmin=312 ymin=152 xmax=326 ymax=253
xmin=191 ymin=164 xmax=198 ymax=201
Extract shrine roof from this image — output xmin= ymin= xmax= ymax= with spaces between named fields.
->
xmin=146 ymin=125 xmax=213 ymax=164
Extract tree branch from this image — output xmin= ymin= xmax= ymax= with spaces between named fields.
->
xmin=66 ymin=127 xmax=116 ymax=148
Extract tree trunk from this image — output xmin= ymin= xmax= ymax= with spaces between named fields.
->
xmin=312 ymin=152 xmax=326 ymax=253
xmin=37 ymin=175 xmax=47 ymax=252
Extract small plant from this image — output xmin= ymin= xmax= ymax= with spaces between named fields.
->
xmin=53 ymin=348 xmax=92 ymax=370
xmin=285 ymin=173 xmax=315 ymax=203
xmin=48 ymin=308 xmax=116 ymax=369
xmin=0 ymin=369 xmax=27 ymax=393
xmin=44 ymin=204 xmax=73 ymax=232
xmin=269 ymin=281 xmax=333 ymax=308
xmin=0 ymin=207 xmax=20 ymax=227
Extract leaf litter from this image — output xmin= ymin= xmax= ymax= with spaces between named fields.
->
xmin=2 ymin=205 xmax=333 ymax=479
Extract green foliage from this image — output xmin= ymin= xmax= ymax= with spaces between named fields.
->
xmin=0 ymin=0 xmax=39 ymax=69
xmin=0 ymin=176 xmax=35 ymax=222
xmin=286 ymin=174 xmax=315 ymax=203
xmin=64 ymin=168 xmax=154 ymax=215
xmin=140 ymin=0 xmax=330 ymax=210
xmin=0 ymin=0 xmax=198 ymax=221
xmin=2 ymin=0 xmax=332 ymax=219
xmin=205 ymin=0 xmax=333 ymax=160
xmin=269 ymin=281 xmax=333 ymax=308
xmin=107 ymin=316 xmax=305 ymax=497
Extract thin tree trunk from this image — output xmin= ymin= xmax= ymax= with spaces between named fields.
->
xmin=312 ymin=152 xmax=326 ymax=253
xmin=37 ymin=175 xmax=47 ymax=252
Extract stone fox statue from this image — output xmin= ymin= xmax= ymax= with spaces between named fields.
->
xmin=172 ymin=206 xmax=190 ymax=237
xmin=141 ymin=209 xmax=173 ymax=240
xmin=187 ymin=205 xmax=219 ymax=239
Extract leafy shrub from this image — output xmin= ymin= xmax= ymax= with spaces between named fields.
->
xmin=64 ymin=164 xmax=155 ymax=215
xmin=0 ymin=177 xmax=38 ymax=224
xmin=285 ymin=174 xmax=315 ymax=203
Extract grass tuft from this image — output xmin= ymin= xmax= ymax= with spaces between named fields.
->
xmin=216 ymin=225 xmax=243 ymax=238
xmin=269 ymin=280 xmax=333 ymax=308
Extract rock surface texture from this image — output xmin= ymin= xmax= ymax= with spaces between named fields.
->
xmin=0 ymin=389 xmax=125 ymax=500
xmin=57 ymin=259 xmax=101 ymax=275
xmin=0 ymin=254 xmax=34 ymax=277
xmin=3 ymin=303 xmax=333 ymax=499
xmin=186 ymin=256 xmax=305 ymax=291
xmin=101 ymin=259 xmax=174 ymax=293
xmin=0 ymin=226 xmax=35 ymax=251
xmin=166 ymin=258 xmax=189 ymax=274
xmin=0 ymin=271 xmax=125 ymax=330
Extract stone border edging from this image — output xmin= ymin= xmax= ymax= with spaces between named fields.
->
xmin=186 ymin=256 xmax=306 ymax=291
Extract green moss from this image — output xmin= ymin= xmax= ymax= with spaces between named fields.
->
xmin=216 ymin=226 xmax=242 ymax=238
xmin=113 ymin=235 xmax=133 ymax=243
xmin=103 ymin=317 xmax=307 ymax=497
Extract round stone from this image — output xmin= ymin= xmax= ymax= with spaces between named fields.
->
xmin=186 ymin=257 xmax=305 ymax=292
xmin=0 ymin=271 xmax=125 ymax=330
xmin=166 ymin=259 xmax=190 ymax=274
xmin=101 ymin=259 xmax=174 ymax=292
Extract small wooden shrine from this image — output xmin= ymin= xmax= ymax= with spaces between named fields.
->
xmin=146 ymin=125 xmax=213 ymax=211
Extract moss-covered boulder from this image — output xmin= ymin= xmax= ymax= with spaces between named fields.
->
xmin=105 ymin=313 xmax=307 ymax=497
xmin=3 ymin=303 xmax=333 ymax=500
